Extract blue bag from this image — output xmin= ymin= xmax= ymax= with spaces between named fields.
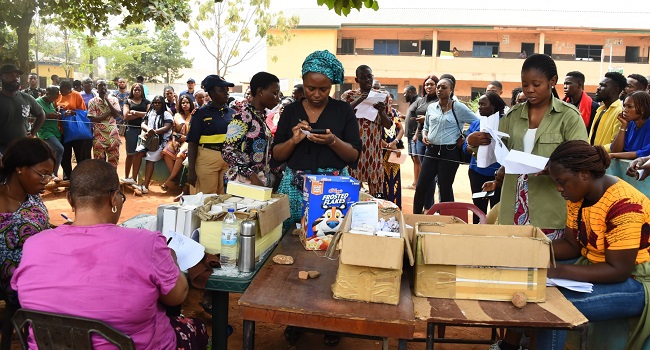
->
xmin=62 ymin=110 xmax=93 ymax=143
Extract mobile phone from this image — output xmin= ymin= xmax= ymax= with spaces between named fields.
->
xmin=310 ymin=129 xmax=327 ymax=134
xmin=471 ymin=191 xmax=495 ymax=199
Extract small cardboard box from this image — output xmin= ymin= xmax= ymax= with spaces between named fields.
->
xmin=332 ymin=207 xmax=414 ymax=305
xmin=300 ymin=175 xmax=360 ymax=250
xmin=414 ymin=223 xmax=551 ymax=302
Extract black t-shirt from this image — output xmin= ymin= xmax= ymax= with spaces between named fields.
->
xmin=404 ymin=96 xmax=421 ymax=139
xmin=126 ymin=98 xmax=150 ymax=126
xmin=272 ymin=97 xmax=362 ymax=171
xmin=186 ymin=102 xmax=234 ymax=144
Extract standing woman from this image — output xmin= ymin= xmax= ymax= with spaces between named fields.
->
xmin=381 ymin=93 xmax=404 ymax=208
xmin=223 ymin=72 xmax=280 ymax=186
xmin=131 ymin=95 xmax=173 ymax=194
xmin=412 ymin=77 xmax=478 ymax=214
xmin=186 ymin=75 xmax=235 ymax=195
xmin=87 ymin=80 xmax=122 ymax=168
xmin=161 ymin=94 xmax=194 ymax=190
xmin=272 ymin=50 xmax=362 ymax=227
xmin=476 ymin=54 xmax=588 ymax=238
xmin=0 ymin=138 xmax=54 ymax=348
xmin=610 ymin=91 xmax=650 ymax=159
xmin=121 ymin=83 xmax=150 ymax=184
xmin=407 ymin=75 xmax=439 ymax=208
xmin=464 ymin=91 xmax=506 ymax=223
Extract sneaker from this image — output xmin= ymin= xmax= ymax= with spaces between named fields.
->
xmin=140 ymin=186 xmax=149 ymax=194
xmin=121 ymin=177 xmax=136 ymax=185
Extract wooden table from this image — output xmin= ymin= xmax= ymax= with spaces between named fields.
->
xmin=239 ymin=233 xmax=415 ymax=350
xmin=413 ymin=287 xmax=589 ymax=349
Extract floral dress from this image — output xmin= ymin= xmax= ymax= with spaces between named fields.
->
xmin=223 ymin=102 xmax=273 ymax=185
xmin=341 ymin=89 xmax=389 ymax=196
xmin=88 ymin=96 xmax=122 ymax=168
xmin=0 ymin=194 xmax=49 ymax=303
xmin=382 ymin=112 xmax=402 ymax=208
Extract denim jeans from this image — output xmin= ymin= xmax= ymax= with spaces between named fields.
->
xmin=535 ymin=276 xmax=645 ymax=349
xmin=43 ymin=136 xmax=64 ymax=176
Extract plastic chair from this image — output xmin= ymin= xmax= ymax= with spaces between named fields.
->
xmin=425 ymin=202 xmax=487 ymax=224
xmin=12 ymin=309 xmax=135 ymax=350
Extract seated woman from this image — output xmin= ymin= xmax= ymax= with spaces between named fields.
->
xmin=11 ymin=159 xmax=208 ymax=350
xmin=493 ymin=140 xmax=650 ymax=350
xmin=0 ymin=138 xmax=54 ymax=348
xmin=223 ymin=71 xmax=280 ymax=186
xmin=272 ymin=50 xmax=362 ymax=227
xmin=131 ymin=95 xmax=173 ymax=194
xmin=161 ymin=94 xmax=194 ymax=191
xmin=610 ymin=91 xmax=650 ymax=159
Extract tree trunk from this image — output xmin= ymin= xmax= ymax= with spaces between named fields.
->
xmin=15 ymin=4 xmax=36 ymax=87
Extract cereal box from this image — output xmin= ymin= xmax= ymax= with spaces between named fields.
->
xmin=300 ymin=175 xmax=360 ymax=250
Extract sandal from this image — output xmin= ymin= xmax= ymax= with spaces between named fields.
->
xmin=283 ymin=326 xmax=302 ymax=345
xmin=324 ymin=334 xmax=340 ymax=347
xmin=160 ymin=183 xmax=169 ymax=191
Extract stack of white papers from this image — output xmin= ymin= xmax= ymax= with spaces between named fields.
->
xmin=354 ymin=91 xmax=388 ymax=122
xmin=503 ymin=150 xmax=549 ymax=174
xmin=546 ymin=278 xmax=593 ymax=293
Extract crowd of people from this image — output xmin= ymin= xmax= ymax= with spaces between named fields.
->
xmin=2 ymin=48 xmax=650 ymax=349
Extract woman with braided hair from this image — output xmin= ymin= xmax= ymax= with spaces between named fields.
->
xmin=493 ymin=140 xmax=650 ymax=350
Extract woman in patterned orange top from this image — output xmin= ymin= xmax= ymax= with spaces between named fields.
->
xmin=494 ymin=140 xmax=650 ymax=350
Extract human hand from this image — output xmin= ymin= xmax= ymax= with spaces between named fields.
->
xmin=627 ymin=157 xmax=650 ymax=181
xmin=416 ymin=115 xmax=425 ymax=123
xmin=422 ymin=137 xmax=430 ymax=146
xmin=187 ymin=171 xmax=197 ymax=187
xmin=412 ymin=134 xmax=417 ymax=143
xmin=373 ymin=101 xmax=386 ymax=111
xmin=466 ymin=131 xmax=492 ymax=147
xmin=535 ymin=166 xmax=550 ymax=176
xmin=617 ymin=112 xmax=628 ymax=127
xmin=291 ymin=120 xmax=310 ymax=144
xmin=307 ymin=129 xmax=335 ymax=145
xmin=482 ymin=181 xmax=497 ymax=192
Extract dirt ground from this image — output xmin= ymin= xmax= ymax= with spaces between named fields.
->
xmin=5 ymin=137 xmax=493 ymax=349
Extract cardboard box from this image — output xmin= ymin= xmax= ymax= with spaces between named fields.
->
xmin=402 ymin=213 xmax=465 ymax=245
xmin=200 ymin=219 xmax=282 ymax=259
xmin=300 ymin=175 xmax=360 ymax=250
xmin=332 ymin=207 xmax=414 ymax=305
xmin=226 ymin=181 xmax=272 ymax=201
xmin=414 ymin=223 xmax=551 ymax=302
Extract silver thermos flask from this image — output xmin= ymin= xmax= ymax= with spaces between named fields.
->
xmin=238 ymin=219 xmax=256 ymax=272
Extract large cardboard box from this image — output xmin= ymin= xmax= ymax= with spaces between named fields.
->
xmin=300 ymin=175 xmax=360 ymax=250
xmin=402 ymin=213 xmax=465 ymax=244
xmin=414 ymin=223 xmax=551 ymax=302
xmin=332 ymin=207 xmax=414 ymax=305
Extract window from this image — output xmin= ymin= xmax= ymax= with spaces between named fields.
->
xmin=625 ymin=46 xmax=640 ymax=63
xmin=575 ymin=44 xmax=602 ymax=61
xmin=544 ymin=44 xmax=552 ymax=56
xmin=471 ymin=87 xmax=485 ymax=101
xmin=437 ymin=40 xmax=450 ymax=57
xmin=421 ymin=40 xmax=433 ymax=56
xmin=339 ymin=39 xmax=355 ymax=55
xmin=383 ymin=85 xmax=398 ymax=102
xmin=521 ymin=43 xmax=535 ymax=56
xmin=399 ymin=40 xmax=419 ymax=53
xmin=374 ymin=40 xmax=399 ymax=55
xmin=472 ymin=42 xmax=499 ymax=58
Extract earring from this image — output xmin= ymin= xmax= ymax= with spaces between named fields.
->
xmin=112 ymin=206 xmax=117 ymax=213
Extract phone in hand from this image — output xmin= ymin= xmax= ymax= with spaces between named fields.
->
xmin=310 ymin=129 xmax=327 ymax=134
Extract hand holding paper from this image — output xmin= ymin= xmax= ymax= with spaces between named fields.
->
xmin=354 ymin=90 xmax=388 ymax=122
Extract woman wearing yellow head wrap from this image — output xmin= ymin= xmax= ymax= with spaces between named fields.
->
xmin=272 ymin=50 xmax=362 ymax=225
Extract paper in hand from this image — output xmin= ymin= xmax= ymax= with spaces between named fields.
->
xmin=503 ymin=150 xmax=549 ymax=174
xmin=354 ymin=90 xmax=388 ymax=122
xmin=388 ymin=151 xmax=406 ymax=164
xmin=164 ymin=230 xmax=205 ymax=271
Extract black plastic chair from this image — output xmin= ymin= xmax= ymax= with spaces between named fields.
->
xmin=12 ymin=309 xmax=135 ymax=350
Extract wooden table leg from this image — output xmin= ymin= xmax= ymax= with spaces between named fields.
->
xmin=426 ymin=323 xmax=435 ymax=350
xmin=213 ymin=291 xmax=229 ymax=350
xmin=243 ymin=320 xmax=255 ymax=350
xmin=397 ymin=339 xmax=408 ymax=350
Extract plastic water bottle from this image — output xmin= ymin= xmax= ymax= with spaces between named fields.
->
xmin=220 ymin=208 xmax=239 ymax=269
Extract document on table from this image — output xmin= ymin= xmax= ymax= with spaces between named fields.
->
xmin=546 ymin=278 xmax=593 ymax=293
xmin=503 ymin=150 xmax=549 ymax=174
xmin=354 ymin=90 xmax=388 ymax=122
xmin=164 ymin=230 xmax=205 ymax=271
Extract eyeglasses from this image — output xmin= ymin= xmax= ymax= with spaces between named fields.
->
xmin=30 ymin=167 xmax=53 ymax=183
xmin=109 ymin=189 xmax=127 ymax=204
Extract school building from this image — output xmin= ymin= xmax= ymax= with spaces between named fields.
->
xmin=267 ymin=6 xmax=650 ymax=111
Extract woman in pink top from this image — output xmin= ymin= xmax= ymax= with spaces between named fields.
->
xmin=11 ymin=159 xmax=208 ymax=350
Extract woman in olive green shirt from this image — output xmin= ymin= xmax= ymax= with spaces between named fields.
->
xmin=468 ymin=54 xmax=588 ymax=237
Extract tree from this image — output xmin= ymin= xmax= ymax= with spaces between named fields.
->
xmin=185 ymin=0 xmax=299 ymax=77
xmin=0 ymin=0 xmax=190 ymax=85
xmin=153 ymin=27 xmax=193 ymax=83
xmin=317 ymin=0 xmax=380 ymax=16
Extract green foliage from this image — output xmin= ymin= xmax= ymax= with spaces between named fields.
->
xmin=0 ymin=26 xmax=18 ymax=64
xmin=185 ymin=0 xmax=299 ymax=77
xmin=316 ymin=0 xmax=379 ymax=16
xmin=102 ymin=24 xmax=192 ymax=83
